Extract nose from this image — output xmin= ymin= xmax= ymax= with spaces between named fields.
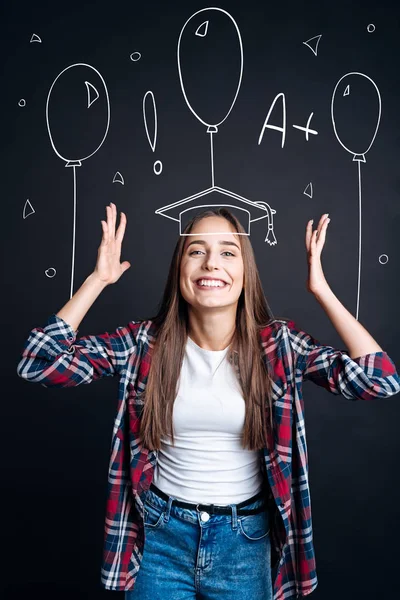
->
xmin=203 ymin=253 xmax=219 ymax=270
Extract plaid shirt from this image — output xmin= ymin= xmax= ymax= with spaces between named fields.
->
xmin=17 ymin=313 xmax=400 ymax=599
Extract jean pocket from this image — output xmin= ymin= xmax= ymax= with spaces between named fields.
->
xmin=238 ymin=510 xmax=270 ymax=541
xmin=144 ymin=501 xmax=165 ymax=529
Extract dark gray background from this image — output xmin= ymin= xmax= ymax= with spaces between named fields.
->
xmin=3 ymin=0 xmax=400 ymax=598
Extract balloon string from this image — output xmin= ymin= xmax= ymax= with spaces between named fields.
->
xmin=70 ymin=165 xmax=77 ymax=300
xmin=210 ymin=131 xmax=215 ymax=187
xmin=356 ymin=159 xmax=362 ymax=322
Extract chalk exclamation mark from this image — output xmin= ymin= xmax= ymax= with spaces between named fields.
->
xmin=143 ymin=90 xmax=163 ymax=175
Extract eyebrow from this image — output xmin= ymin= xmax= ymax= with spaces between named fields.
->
xmin=186 ymin=239 xmax=241 ymax=251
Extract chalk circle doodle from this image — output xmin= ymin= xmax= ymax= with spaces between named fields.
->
xmin=379 ymin=254 xmax=388 ymax=265
xmin=367 ymin=24 xmax=376 ymax=33
xmin=155 ymin=8 xmax=276 ymax=245
xmin=154 ymin=160 xmax=163 ymax=175
xmin=130 ymin=52 xmax=141 ymax=61
xmin=18 ymin=99 xmax=26 ymax=107
xmin=30 ymin=34 xmax=42 ymax=43
xmin=46 ymin=63 xmax=110 ymax=298
xmin=45 ymin=268 xmax=57 ymax=278
xmin=331 ymin=72 xmax=381 ymax=321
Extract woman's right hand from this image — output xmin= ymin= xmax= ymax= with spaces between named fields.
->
xmin=93 ymin=202 xmax=131 ymax=285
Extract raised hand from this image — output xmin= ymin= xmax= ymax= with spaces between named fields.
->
xmin=94 ymin=202 xmax=131 ymax=285
xmin=305 ymin=213 xmax=331 ymax=296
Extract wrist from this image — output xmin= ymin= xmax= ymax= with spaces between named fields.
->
xmin=86 ymin=272 xmax=109 ymax=292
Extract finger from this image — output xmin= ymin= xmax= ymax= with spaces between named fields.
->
xmin=104 ymin=207 xmax=112 ymax=244
xmin=305 ymin=219 xmax=313 ymax=250
xmin=310 ymin=228 xmax=319 ymax=254
xmin=115 ymin=211 xmax=127 ymax=243
xmin=316 ymin=217 xmax=329 ymax=247
xmin=103 ymin=216 xmax=110 ymax=244
xmin=110 ymin=202 xmax=116 ymax=237
xmin=121 ymin=261 xmax=131 ymax=273
xmin=100 ymin=220 xmax=108 ymax=245
xmin=113 ymin=203 xmax=118 ymax=236
xmin=106 ymin=205 xmax=112 ymax=239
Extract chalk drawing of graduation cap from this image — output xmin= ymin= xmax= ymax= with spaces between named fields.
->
xmin=156 ymin=187 xmax=276 ymax=243
xmin=155 ymin=7 xmax=277 ymax=245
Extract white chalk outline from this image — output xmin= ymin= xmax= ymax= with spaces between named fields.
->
xmin=18 ymin=99 xmax=26 ymax=107
xmin=143 ymin=90 xmax=157 ymax=152
xmin=302 ymin=34 xmax=322 ymax=56
xmin=331 ymin=72 xmax=382 ymax=321
xmin=195 ymin=21 xmax=209 ymax=37
xmin=30 ymin=34 xmax=42 ymax=43
xmin=154 ymin=160 xmax=163 ymax=175
xmin=46 ymin=63 xmax=110 ymax=163
xmin=292 ymin=112 xmax=318 ymax=140
xmin=331 ymin=72 xmax=381 ymax=160
xmin=46 ymin=63 xmax=110 ymax=299
xmin=130 ymin=52 xmax=141 ymax=61
xmin=23 ymin=199 xmax=35 ymax=218
xmin=303 ymin=182 xmax=313 ymax=198
xmin=343 ymin=85 xmax=350 ymax=96
xmin=177 ymin=7 xmax=243 ymax=129
xmin=367 ymin=24 xmax=376 ymax=33
xmin=113 ymin=171 xmax=125 ymax=184
xmin=155 ymin=186 xmax=277 ymax=245
xmin=85 ymin=81 xmax=100 ymax=107
xmin=143 ymin=91 xmax=163 ymax=175
xmin=258 ymin=93 xmax=287 ymax=149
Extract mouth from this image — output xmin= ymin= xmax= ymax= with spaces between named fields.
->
xmin=194 ymin=279 xmax=229 ymax=290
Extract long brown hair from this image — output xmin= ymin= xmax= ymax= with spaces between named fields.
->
xmin=140 ymin=207 xmax=289 ymax=452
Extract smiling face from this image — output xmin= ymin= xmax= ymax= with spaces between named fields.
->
xmin=180 ymin=216 xmax=245 ymax=312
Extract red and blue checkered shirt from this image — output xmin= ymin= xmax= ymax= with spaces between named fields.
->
xmin=17 ymin=313 xmax=400 ymax=599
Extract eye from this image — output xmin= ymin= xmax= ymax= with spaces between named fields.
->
xmin=189 ymin=250 xmax=235 ymax=257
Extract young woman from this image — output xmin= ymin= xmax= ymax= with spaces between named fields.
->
xmin=17 ymin=202 xmax=400 ymax=600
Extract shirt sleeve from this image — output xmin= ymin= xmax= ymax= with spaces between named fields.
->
xmin=286 ymin=320 xmax=400 ymax=400
xmin=16 ymin=313 xmax=139 ymax=388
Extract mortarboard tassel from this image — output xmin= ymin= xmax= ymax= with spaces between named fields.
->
xmin=254 ymin=201 xmax=277 ymax=245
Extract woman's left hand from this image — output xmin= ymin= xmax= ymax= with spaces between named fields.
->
xmin=305 ymin=213 xmax=331 ymax=296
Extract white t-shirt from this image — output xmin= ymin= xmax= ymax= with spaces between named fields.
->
xmin=152 ymin=335 xmax=265 ymax=504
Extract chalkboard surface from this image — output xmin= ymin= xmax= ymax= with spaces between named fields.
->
xmin=4 ymin=0 xmax=400 ymax=598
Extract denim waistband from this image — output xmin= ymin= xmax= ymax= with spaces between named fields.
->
xmin=148 ymin=482 xmax=269 ymax=516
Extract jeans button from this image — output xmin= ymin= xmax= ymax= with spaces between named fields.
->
xmin=200 ymin=511 xmax=210 ymax=522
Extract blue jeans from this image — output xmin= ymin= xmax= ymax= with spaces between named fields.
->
xmin=125 ymin=484 xmax=273 ymax=600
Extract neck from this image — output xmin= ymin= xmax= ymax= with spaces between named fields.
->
xmin=187 ymin=307 xmax=236 ymax=351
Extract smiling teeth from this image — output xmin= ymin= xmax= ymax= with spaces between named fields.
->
xmin=198 ymin=280 xmax=225 ymax=287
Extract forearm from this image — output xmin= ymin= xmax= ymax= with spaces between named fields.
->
xmin=56 ymin=272 xmax=108 ymax=333
xmin=313 ymin=286 xmax=383 ymax=359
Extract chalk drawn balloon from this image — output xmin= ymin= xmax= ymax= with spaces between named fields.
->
xmin=46 ymin=63 xmax=110 ymax=164
xmin=177 ymin=7 xmax=243 ymax=129
xmin=45 ymin=63 xmax=110 ymax=299
xmin=330 ymin=71 xmax=382 ymax=323
xmin=331 ymin=72 xmax=381 ymax=162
